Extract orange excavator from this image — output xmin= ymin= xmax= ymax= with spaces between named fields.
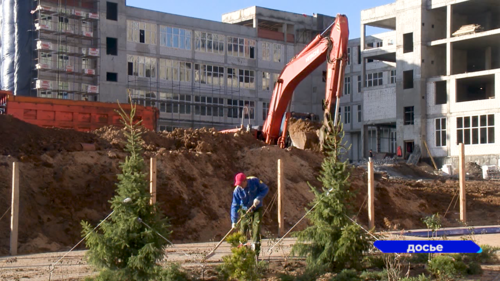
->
xmin=222 ymin=14 xmax=349 ymax=150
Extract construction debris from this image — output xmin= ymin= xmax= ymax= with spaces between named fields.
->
xmin=452 ymin=24 xmax=484 ymax=37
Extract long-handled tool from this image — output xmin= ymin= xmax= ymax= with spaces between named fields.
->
xmin=204 ymin=205 xmax=255 ymax=259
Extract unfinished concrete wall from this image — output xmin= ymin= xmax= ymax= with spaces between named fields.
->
xmin=98 ymin=0 xmax=128 ymax=103
xmin=363 ymin=87 xmax=396 ymax=123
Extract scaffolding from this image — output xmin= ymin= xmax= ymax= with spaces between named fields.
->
xmin=32 ymin=0 xmax=100 ymax=101
xmin=127 ymin=70 xmax=258 ymax=131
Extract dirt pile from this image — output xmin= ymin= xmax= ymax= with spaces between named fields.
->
xmin=0 ymin=115 xmax=101 ymax=158
xmin=0 ymin=116 xmax=323 ymax=256
xmin=287 ymin=118 xmax=322 ymax=150
xmin=466 ymin=162 xmax=483 ymax=179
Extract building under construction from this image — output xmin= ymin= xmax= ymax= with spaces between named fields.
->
xmin=0 ymin=1 xmax=333 ymax=132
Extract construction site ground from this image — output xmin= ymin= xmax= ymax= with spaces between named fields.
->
xmin=1 ymin=234 xmax=500 ymax=281
xmin=1 ymin=115 xmax=500 ymax=279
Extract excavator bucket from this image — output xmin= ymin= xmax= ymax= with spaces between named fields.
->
xmin=287 ymin=117 xmax=322 ymax=151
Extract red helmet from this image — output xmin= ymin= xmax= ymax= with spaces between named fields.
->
xmin=234 ymin=173 xmax=246 ymax=186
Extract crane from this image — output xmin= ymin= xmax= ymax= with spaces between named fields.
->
xmin=222 ymin=14 xmax=349 ymax=149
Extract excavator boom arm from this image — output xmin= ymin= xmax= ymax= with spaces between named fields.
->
xmin=261 ymin=15 xmax=349 ymax=144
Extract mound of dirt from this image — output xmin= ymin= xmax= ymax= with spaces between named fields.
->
xmin=466 ymin=162 xmax=483 ymax=179
xmin=0 ymin=115 xmax=101 ymax=158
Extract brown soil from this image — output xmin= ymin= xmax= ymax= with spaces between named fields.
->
xmin=287 ymin=118 xmax=322 ymax=135
xmin=1 ymin=115 xmax=500 ymax=257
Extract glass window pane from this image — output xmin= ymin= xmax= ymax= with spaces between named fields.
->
xmin=435 ymin=119 xmax=440 ymax=130
xmin=480 ymin=128 xmax=487 ymax=144
xmin=488 ymin=127 xmax=495 ymax=143
xmin=442 ymin=131 xmax=446 ymax=146
xmin=480 ymin=115 xmax=487 ymax=126
xmin=472 ymin=116 xmax=478 ymax=127
xmin=441 ymin=118 xmax=446 ymax=130
xmin=488 ymin=114 xmax=494 ymax=126
xmin=457 ymin=129 xmax=463 ymax=144
xmin=472 ymin=128 xmax=479 ymax=144
xmin=457 ymin=117 xmax=463 ymax=129
xmin=464 ymin=129 xmax=471 ymax=144
xmin=464 ymin=117 xmax=470 ymax=128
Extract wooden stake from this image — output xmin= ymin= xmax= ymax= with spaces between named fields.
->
xmin=150 ymin=157 xmax=157 ymax=205
xmin=10 ymin=162 xmax=19 ymax=256
xmin=368 ymin=158 xmax=375 ymax=230
xmin=423 ymin=140 xmax=438 ymax=170
xmin=278 ymin=159 xmax=285 ymax=237
xmin=459 ymin=143 xmax=466 ymax=222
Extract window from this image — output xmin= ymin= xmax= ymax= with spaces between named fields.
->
xmin=357 ymin=75 xmax=361 ymax=93
xmin=127 ymin=21 xmax=157 ymax=45
xmin=404 ymin=106 xmax=414 ymax=125
xmin=263 ymin=102 xmax=269 ymax=120
xmin=344 ymin=106 xmax=351 ymax=124
xmin=262 ymin=42 xmax=271 ymax=61
xmin=159 ymin=125 xmax=178 ymax=132
xmin=160 ymin=26 xmax=192 ymax=50
xmin=79 ymin=57 xmax=91 ymax=70
xmin=344 ymin=76 xmax=351 ymax=95
xmin=365 ymin=72 xmax=383 ymax=87
xmin=357 ymin=105 xmax=362 ymax=122
xmin=435 ymin=118 xmax=446 ymax=147
xmin=130 ymin=89 xmax=156 ymax=107
xmin=195 ymin=31 xmax=225 ymax=54
xmin=262 ymin=72 xmax=271 ymax=90
xmin=194 ymin=96 xmax=224 ymax=117
xmin=194 ymin=64 xmax=225 ymax=87
xmin=390 ymin=70 xmax=396 ymax=84
xmin=238 ymin=69 xmax=255 ymax=89
xmin=159 ymin=59 xmax=192 ymax=82
xmin=457 ymin=114 xmax=495 ymax=145
xmin=227 ymin=36 xmax=255 ymax=59
xmin=273 ymin=44 xmax=282 ymax=62
xmin=39 ymin=91 xmax=53 ymax=98
xmin=106 ymin=37 xmax=117 ymax=56
xmin=403 ymin=70 xmax=414 ymax=89
xmin=347 ymin=47 xmax=351 ymax=65
xmin=159 ymin=93 xmax=192 ymax=114
xmin=106 ymin=2 xmax=118 ymax=21
xmin=40 ymin=52 xmax=52 ymax=67
xmin=127 ymin=55 xmax=157 ymax=78
xmin=366 ymin=41 xmax=382 ymax=49
xmin=403 ymin=33 xmax=413 ymax=53
xmin=435 ymin=81 xmax=447 ymax=104
xmin=227 ymin=99 xmax=255 ymax=119
xmin=106 ymin=72 xmax=117 ymax=82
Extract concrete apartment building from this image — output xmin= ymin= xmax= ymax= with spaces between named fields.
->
xmin=352 ymin=0 xmax=500 ymax=168
xmin=13 ymin=0 xmax=334 ymax=132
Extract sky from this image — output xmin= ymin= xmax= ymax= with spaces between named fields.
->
xmin=125 ymin=0 xmax=395 ymax=39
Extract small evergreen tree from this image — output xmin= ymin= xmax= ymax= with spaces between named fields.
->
xmin=81 ymin=102 xmax=171 ymax=280
xmin=291 ymin=118 xmax=372 ymax=274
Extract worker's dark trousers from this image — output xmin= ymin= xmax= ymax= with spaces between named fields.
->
xmin=239 ymin=207 xmax=263 ymax=256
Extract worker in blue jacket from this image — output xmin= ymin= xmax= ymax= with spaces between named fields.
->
xmin=231 ymin=172 xmax=269 ymax=256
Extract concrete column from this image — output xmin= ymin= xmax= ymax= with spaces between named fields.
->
xmin=446 ymin=5 xmax=453 ymax=39
xmin=283 ymin=23 xmax=287 ymax=43
xmin=447 ymin=42 xmax=453 ymax=75
xmin=360 ymin=24 xmax=366 ymax=93
xmin=485 ymin=47 xmax=492 ymax=70
xmin=253 ymin=17 xmax=258 ymax=32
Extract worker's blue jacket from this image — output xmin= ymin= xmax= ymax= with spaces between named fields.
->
xmin=230 ymin=177 xmax=269 ymax=224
